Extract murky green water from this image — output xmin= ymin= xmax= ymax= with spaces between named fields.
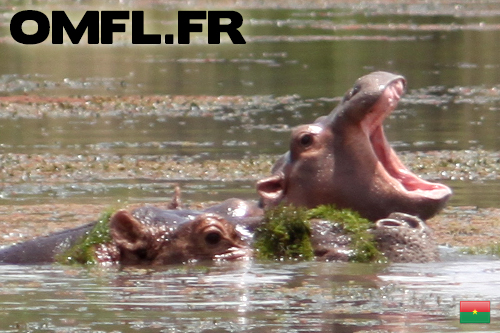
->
xmin=0 ymin=0 xmax=500 ymax=207
xmin=1 ymin=1 xmax=500 ymax=332
xmin=1 ymin=254 xmax=500 ymax=332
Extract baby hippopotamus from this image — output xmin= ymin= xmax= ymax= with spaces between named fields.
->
xmin=0 ymin=203 xmax=253 ymax=265
xmin=258 ymin=71 xmax=452 ymax=221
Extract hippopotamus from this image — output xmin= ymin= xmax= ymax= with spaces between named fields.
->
xmin=102 ymin=207 xmax=252 ymax=265
xmin=257 ymin=71 xmax=452 ymax=221
xmin=0 ymin=199 xmax=259 ymax=265
xmin=0 ymin=72 xmax=449 ymax=265
xmin=310 ymin=212 xmax=439 ymax=263
xmin=0 ymin=197 xmax=438 ymax=264
xmin=372 ymin=212 xmax=439 ymax=263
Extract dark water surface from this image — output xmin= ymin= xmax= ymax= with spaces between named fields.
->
xmin=1 ymin=1 xmax=500 ymax=332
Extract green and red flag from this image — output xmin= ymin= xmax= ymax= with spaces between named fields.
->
xmin=460 ymin=301 xmax=490 ymax=323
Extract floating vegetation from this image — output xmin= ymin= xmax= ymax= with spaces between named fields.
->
xmin=461 ymin=243 xmax=500 ymax=257
xmin=57 ymin=209 xmax=114 ymax=265
xmin=254 ymin=204 xmax=384 ymax=262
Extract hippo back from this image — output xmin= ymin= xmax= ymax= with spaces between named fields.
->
xmin=0 ymin=222 xmax=95 ymax=264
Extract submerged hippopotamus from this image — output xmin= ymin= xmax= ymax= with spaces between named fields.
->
xmin=0 ymin=199 xmax=439 ymax=265
xmin=0 ymin=199 xmax=258 ymax=265
xmin=311 ymin=212 xmax=438 ymax=263
xmin=102 ymin=207 xmax=252 ymax=265
xmin=257 ymin=71 xmax=452 ymax=221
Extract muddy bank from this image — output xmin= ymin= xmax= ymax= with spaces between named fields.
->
xmin=429 ymin=206 xmax=500 ymax=249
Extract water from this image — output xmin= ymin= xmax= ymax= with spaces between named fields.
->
xmin=0 ymin=254 xmax=499 ymax=332
xmin=0 ymin=1 xmax=500 ymax=331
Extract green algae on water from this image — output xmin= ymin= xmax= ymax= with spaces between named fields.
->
xmin=57 ymin=209 xmax=114 ymax=265
xmin=461 ymin=243 xmax=500 ymax=257
xmin=254 ymin=205 xmax=314 ymax=261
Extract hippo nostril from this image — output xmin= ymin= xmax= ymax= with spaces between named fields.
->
xmin=344 ymin=84 xmax=361 ymax=102
xmin=385 ymin=212 xmax=424 ymax=230
xmin=376 ymin=219 xmax=403 ymax=228
xmin=205 ymin=231 xmax=222 ymax=245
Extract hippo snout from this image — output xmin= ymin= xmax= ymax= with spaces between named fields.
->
xmin=372 ymin=212 xmax=439 ymax=263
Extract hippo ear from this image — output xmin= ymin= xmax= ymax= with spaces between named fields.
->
xmin=109 ymin=210 xmax=148 ymax=251
xmin=256 ymin=174 xmax=285 ymax=207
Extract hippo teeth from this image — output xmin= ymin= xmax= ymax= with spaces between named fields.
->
xmin=214 ymin=247 xmax=250 ymax=261
xmin=369 ymin=80 xmax=452 ymax=200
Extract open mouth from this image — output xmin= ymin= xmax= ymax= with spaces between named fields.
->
xmin=363 ymin=78 xmax=452 ymax=201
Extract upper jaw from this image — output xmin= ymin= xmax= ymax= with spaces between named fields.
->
xmin=365 ymin=77 xmax=452 ymax=215
xmin=328 ymin=73 xmax=407 ymax=129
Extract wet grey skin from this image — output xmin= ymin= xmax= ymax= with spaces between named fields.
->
xmin=257 ymin=71 xmax=452 ymax=222
xmin=0 ymin=222 xmax=95 ymax=264
xmin=0 ymin=202 xmax=438 ymax=264
xmin=372 ymin=212 xmax=439 ymax=263
xmin=0 ymin=199 xmax=259 ymax=265
xmin=311 ymin=212 xmax=439 ymax=263
xmin=108 ymin=206 xmax=252 ymax=265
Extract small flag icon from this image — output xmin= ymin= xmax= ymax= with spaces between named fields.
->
xmin=460 ymin=301 xmax=490 ymax=323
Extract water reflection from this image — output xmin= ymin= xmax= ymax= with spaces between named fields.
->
xmin=0 ymin=256 xmax=499 ymax=332
xmin=0 ymin=2 xmax=498 ymax=333
xmin=0 ymin=1 xmax=499 ymax=332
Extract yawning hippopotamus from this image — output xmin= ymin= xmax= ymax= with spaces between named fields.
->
xmin=257 ymin=71 xmax=452 ymax=221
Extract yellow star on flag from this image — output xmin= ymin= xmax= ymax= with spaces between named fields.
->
xmin=460 ymin=301 xmax=490 ymax=323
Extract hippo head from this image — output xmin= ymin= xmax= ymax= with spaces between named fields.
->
xmin=109 ymin=210 xmax=250 ymax=265
xmin=257 ymin=71 xmax=452 ymax=221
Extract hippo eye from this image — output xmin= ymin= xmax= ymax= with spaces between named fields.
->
xmin=205 ymin=231 xmax=222 ymax=245
xmin=299 ymin=133 xmax=313 ymax=147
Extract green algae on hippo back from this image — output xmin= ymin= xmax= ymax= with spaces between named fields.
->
xmin=254 ymin=205 xmax=315 ymax=261
xmin=307 ymin=205 xmax=385 ymax=263
xmin=257 ymin=71 xmax=452 ymax=222
xmin=0 ymin=204 xmax=252 ymax=266
xmin=60 ymin=206 xmax=251 ymax=266
xmin=57 ymin=209 xmax=114 ymax=265
xmin=254 ymin=205 xmax=385 ymax=263
xmin=254 ymin=205 xmax=440 ymax=263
